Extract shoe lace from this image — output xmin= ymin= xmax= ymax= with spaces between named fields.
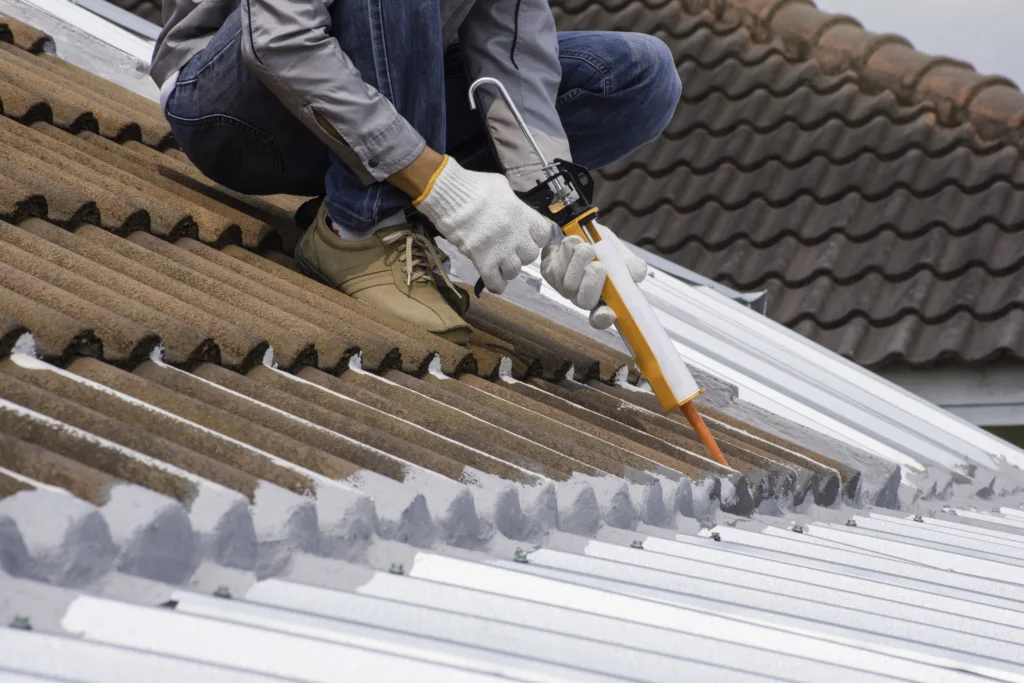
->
xmin=380 ymin=228 xmax=460 ymax=294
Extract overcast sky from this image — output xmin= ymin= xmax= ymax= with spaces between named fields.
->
xmin=815 ymin=0 xmax=1023 ymax=86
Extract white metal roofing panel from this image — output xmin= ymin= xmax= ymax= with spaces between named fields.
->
xmin=867 ymin=512 xmax=1024 ymax=548
xmin=243 ymin=577 xmax=879 ymax=683
xmin=511 ymin=550 xmax=1024 ymax=680
xmin=548 ymin=536 xmax=1024 ymax=639
xmin=59 ymin=595 xmax=537 ymax=682
xmin=798 ymin=524 xmax=1024 ymax=583
xmin=640 ymin=533 xmax=1024 ymax=628
xmin=955 ymin=510 xmax=1024 ymax=531
xmin=399 ymin=551 xmax=994 ymax=683
xmin=705 ymin=525 xmax=1024 ymax=605
xmin=166 ymin=591 xmax=623 ymax=683
xmin=167 ymin=589 xmax=770 ymax=683
xmin=276 ymin=568 xmax=913 ymax=683
xmin=0 ymin=629 xmax=292 ymax=683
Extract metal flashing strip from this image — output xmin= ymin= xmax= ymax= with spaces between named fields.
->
xmin=19 ymin=0 xmax=153 ymax=62
xmin=66 ymin=0 xmax=161 ymax=39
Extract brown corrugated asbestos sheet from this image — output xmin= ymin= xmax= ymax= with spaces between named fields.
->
xmin=550 ymin=0 xmax=1024 ymax=369
xmin=0 ymin=14 xmax=863 ymax=520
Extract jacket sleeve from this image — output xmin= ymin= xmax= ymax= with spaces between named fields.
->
xmin=239 ymin=0 xmax=425 ymax=185
xmin=458 ymin=0 xmax=570 ymax=192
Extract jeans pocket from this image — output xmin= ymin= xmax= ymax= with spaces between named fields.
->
xmin=166 ymin=112 xmax=283 ymax=195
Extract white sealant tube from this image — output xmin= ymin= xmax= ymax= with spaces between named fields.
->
xmin=592 ymin=238 xmax=700 ymax=407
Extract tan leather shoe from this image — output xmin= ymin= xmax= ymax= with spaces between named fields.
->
xmin=294 ymin=203 xmax=472 ymax=345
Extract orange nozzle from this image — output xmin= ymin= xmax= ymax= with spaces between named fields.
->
xmin=681 ymin=402 xmax=729 ymax=468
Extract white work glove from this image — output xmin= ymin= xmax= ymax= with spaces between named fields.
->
xmin=541 ymin=221 xmax=647 ymax=329
xmin=414 ymin=155 xmax=554 ymax=294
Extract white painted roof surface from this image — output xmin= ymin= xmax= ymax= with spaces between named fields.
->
xmin=4 ymin=514 xmax=1021 ymax=683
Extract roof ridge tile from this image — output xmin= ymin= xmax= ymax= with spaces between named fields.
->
xmin=680 ymin=0 xmax=1024 ymax=148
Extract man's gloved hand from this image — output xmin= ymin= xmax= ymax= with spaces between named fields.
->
xmin=541 ymin=221 xmax=648 ymax=329
xmin=414 ymin=155 xmax=554 ymax=294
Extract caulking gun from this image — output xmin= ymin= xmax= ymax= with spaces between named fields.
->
xmin=468 ymin=77 xmax=729 ymax=468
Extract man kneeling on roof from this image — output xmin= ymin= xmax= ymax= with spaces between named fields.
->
xmin=151 ymin=0 xmax=680 ymax=344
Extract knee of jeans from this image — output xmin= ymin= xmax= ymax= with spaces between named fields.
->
xmin=629 ymin=34 xmax=682 ymax=139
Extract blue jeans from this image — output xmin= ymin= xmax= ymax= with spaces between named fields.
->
xmin=165 ymin=4 xmax=681 ymax=233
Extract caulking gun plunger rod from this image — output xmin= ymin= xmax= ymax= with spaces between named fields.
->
xmin=467 ymin=77 xmax=730 ymax=468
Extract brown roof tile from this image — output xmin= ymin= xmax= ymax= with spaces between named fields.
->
xmin=249 ymin=364 xmax=555 ymax=481
xmin=0 ymin=311 xmax=27 ymax=355
xmin=31 ymin=123 xmax=231 ymax=239
xmin=0 ymin=432 xmax=116 ymax=506
xmin=0 ymin=359 xmax=258 ymax=500
xmin=194 ymin=362 xmax=533 ymax=484
xmin=19 ymin=218 xmax=268 ymax=370
xmin=119 ymin=139 xmax=293 ymax=244
xmin=0 ymin=222 xmax=217 ymax=368
xmin=146 ymin=235 xmax=404 ymax=373
xmin=60 ymin=358 xmax=315 ymax=495
xmin=0 ymin=376 xmax=200 ymax=503
xmin=423 ymin=372 xmax=670 ymax=482
xmin=296 ymin=366 xmax=586 ymax=480
xmin=0 ymin=119 xmax=154 ymax=233
xmin=0 ymin=43 xmax=146 ymax=143
xmin=0 ymin=460 xmax=35 ymax=499
xmin=0 ymin=256 xmax=159 ymax=366
xmin=468 ymin=291 xmax=634 ymax=382
xmin=0 ymin=13 xmax=54 ymax=53
xmin=76 ymin=224 xmax=318 ymax=370
xmin=70 ymin=358 xmax=362 ymax=482
xmin=179 ymin=237 xmax=440 ymax=374
xmin=500 ymin=376 xmax=728 ymax=480
xmin=137 ymin=360 xmax=420 ymax=483
xmin=223 ymin=245 xmax=478 ymax=377
xmin=0 ymin=286 xmax=100 ymax=362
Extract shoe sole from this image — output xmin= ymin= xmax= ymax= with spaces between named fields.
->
xmin=293 ymin=248 xmax=336 ymax=288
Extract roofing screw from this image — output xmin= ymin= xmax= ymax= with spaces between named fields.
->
xmin=913 ymin=515 xmax=924 ymax=523
xmin=513 ymin=548 xmax=530 ymax=564
xmin=630 ymin=540 xmax=644 ymax=550
xmin=388 ymin=563 xmax=405 ymax=575
xmin=845 ymin=519 xmax=857 ymax=527
xmin=710 ymin=532 xmax=721 ymax=542
xmin=792 ymin=524 xmax=805 ymax=534
xmin=9 ymin=615 xmax=31 ymax=630
xmin=213 ymin=586 xmax=232 ymax=599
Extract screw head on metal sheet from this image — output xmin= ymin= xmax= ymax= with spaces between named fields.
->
xmin=845 ymin=519 xmax=857 ymax=527
xmin=710 ymin=531 xmax=721 ymax=542
xmin=513 ymin=548 xmax=530 ymax=564
xmin=913 ymin=515 xmax=924 ymax=523
xmin=389 ymin=563 xmax=405 ymax=575
xmin=9 ymin=615 xmax=31 ymax=630
xmin=792 ymin=524 xmax=805 ymax=534
xmin=630 ymin=540 xmax=644 ymax=550
xmin=213 ymin=586 xmax=232 ymax=599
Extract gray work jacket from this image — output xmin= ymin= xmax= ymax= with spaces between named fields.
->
xmin=151 ymin=0 xmax=571 ymax=190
